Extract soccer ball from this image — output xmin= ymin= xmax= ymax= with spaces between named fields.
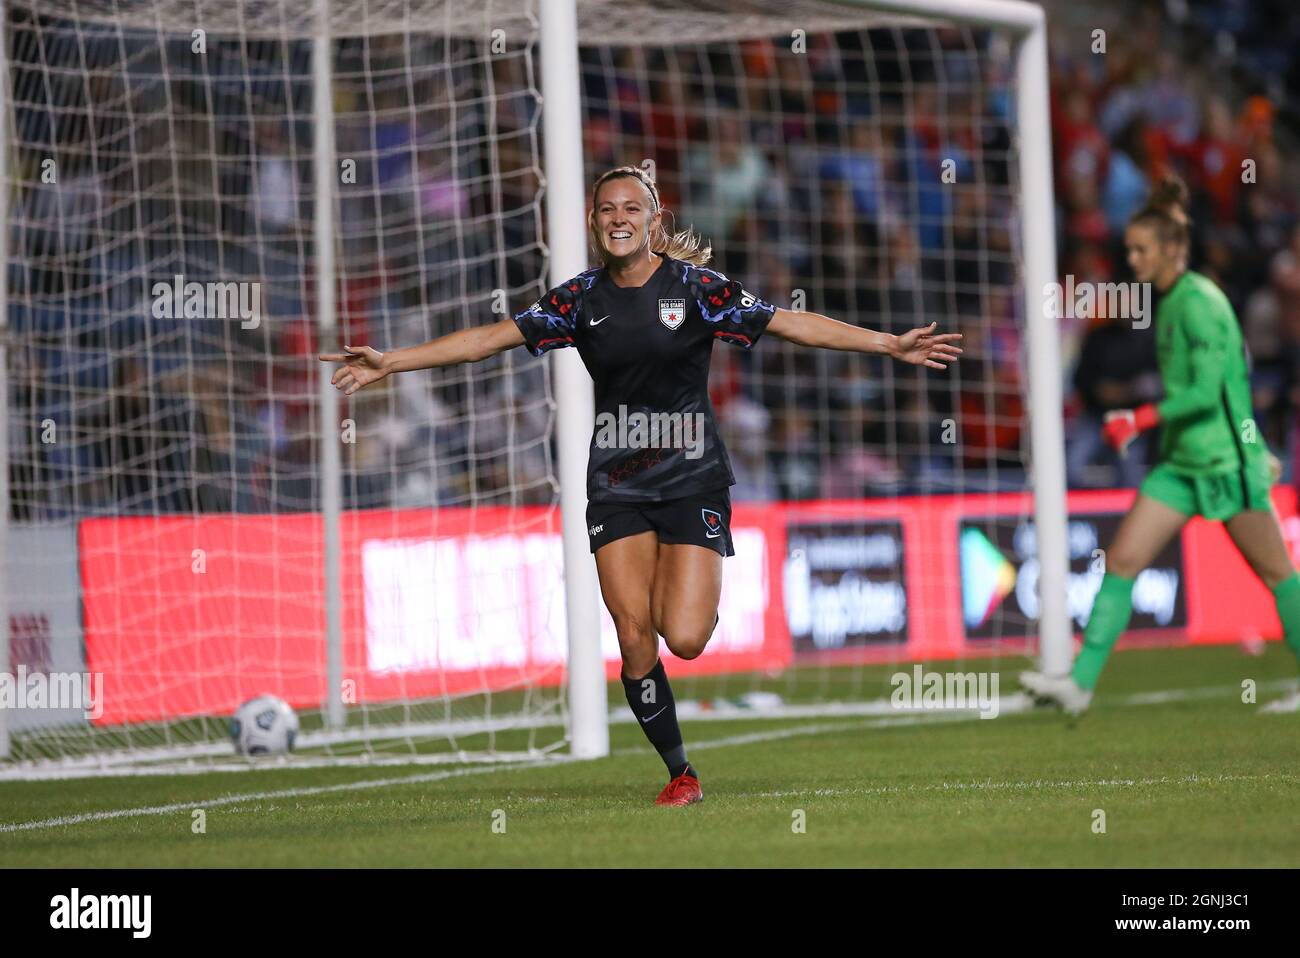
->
xmin=230 ymin=695 xmax=299 ymax=756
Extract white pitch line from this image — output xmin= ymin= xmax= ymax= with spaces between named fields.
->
xmin=0 ymin=679 xmax=1291 ymax=834
xmin=0 ymin=757 xmax=575 ymax=834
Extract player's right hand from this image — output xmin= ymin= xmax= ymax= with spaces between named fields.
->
xmin=1102 ymin=403 xmax=1160 ymax=457
xmin=318 ymin=344 xmax=388 ymax=395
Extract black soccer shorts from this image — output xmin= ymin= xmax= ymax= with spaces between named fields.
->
xmin=585 ymin=487 xmax=735 ymax=557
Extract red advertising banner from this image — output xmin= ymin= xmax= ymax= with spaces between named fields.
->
xmin=78 ymin=487 xmax=1299 ymax=726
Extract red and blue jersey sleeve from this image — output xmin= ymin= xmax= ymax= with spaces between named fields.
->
xmin=681 ymin=264 xmax=776 ymax=349
xmin=512 ymin=270 xmax=598 ymax=356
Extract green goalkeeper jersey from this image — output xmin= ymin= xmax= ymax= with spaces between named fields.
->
xmin=1154 ymin=270 xmax=1261 ymax=476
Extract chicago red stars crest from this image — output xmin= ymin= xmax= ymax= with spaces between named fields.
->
xmin=659 ymin=298 xmax=686 ymax=330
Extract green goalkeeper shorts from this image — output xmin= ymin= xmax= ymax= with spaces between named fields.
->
xmin=1138 ymin=461 xmax=1274 ymax=520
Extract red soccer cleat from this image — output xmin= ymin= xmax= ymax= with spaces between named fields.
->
xmin=655 ymin=771 xmax=703 ymax=807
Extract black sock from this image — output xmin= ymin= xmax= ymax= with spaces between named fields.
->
xmin=622 ymin=658 xmax=696 ymax=779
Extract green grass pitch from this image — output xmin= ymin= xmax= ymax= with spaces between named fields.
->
xmin=1 ymin=644 xmax=1297 ymax=867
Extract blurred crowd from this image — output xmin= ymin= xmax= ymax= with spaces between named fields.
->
xmin=6 ymin=0 xmax=1300 ymax=517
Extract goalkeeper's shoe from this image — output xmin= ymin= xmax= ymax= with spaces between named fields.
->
xmin=1260 ymin=689 xmax=1300 ymax=714
xmin=1019 ymin=671 xmax=1093 ymax=716
xmin=655 ymin=770 xmax=703 ymax=807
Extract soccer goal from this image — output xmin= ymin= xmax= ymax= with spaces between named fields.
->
xmin=0 ymin=0 xmax=1062 ymax=777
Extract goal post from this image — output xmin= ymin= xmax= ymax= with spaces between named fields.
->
xmin=312 ymin=0 xmax=346 ymax=732
xmin=1008 ymin=5 xmax=1070 ymax=676
xmin=541 ymin=0 xmax=609 ymax=761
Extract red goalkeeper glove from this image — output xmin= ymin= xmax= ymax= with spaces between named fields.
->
xmin=1102 ymin=403 xmax=1160 ymax=456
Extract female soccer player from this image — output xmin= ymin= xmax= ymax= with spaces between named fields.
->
xmin=1021 ymin=175 xmax=1300 ymax=715
xmin=321 ymin=165 xmax=963 ymax=804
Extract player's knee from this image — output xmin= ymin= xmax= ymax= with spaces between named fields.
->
xmin=663 ymin=627 xmax=711 ymax=661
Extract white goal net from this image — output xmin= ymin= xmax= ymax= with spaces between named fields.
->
xmin=0 ymin=0 xmax=1061 ymax=777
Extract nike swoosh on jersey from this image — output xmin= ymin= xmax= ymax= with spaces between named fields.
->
xmin=590 ymin=314 xmax=611 ymax=326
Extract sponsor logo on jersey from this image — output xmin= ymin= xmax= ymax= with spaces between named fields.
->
xmin=588 ymin=524 xmax=604 ymax=537
xmin=701 ymin=508 xmax=722 ymax=539
xmin=659 ymin=298 xmax=686 ymax=330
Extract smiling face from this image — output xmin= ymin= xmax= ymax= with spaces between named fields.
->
xmin=592 ymin=174 xmax=661 ymax=265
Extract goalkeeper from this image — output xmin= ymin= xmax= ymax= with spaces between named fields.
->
xmin=1022 ymin=175 xmax=1300 ymax=714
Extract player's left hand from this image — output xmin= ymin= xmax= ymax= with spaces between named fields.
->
xmin=893 ymin=322 xmax=963 ymax=369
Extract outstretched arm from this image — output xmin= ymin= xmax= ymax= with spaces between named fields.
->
xmin=381 ymin=319 xmax=525 ymax=372
xmin=765 ymin=308 xmax=963 ymax=369
xmin=318 ymin=318 xmax=525 ymax=395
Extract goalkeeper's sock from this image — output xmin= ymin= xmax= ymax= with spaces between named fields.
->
xmin=1071 ymin=572 xmax=1135 ymax=691
xmin=622 ymin=658 xmax=696 ymax=780
xmin=1270 ymin=572 xmax=1300 ymax=664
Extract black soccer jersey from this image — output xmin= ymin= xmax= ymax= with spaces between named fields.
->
xmin=512 ymin=255 xmax=776 ymax=503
